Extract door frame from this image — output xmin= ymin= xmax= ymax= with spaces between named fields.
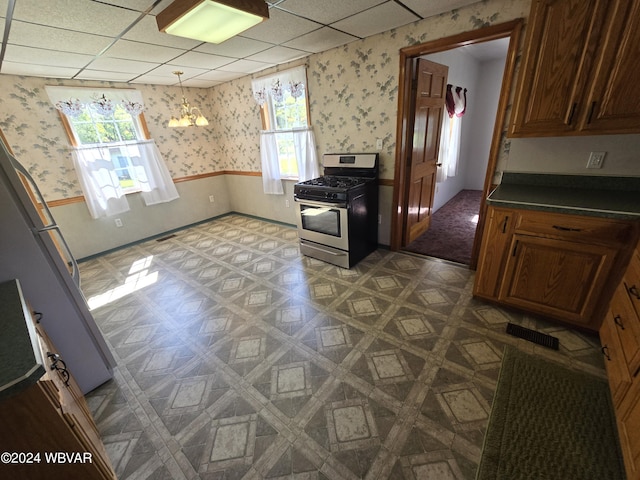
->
xmin=390 ymin=19 xmax=524 ymax=269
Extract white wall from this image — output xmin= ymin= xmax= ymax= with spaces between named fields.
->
xmin=53 ymin=175 xmax=231 ymax=259
xmin=465 ymin=57 xmax=506 ymax=189
xmin=507 ymin=135 xmax=640 ymax=177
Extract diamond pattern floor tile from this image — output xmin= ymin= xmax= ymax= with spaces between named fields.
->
xmin=82 ymin=214 xmax=607 ymax=479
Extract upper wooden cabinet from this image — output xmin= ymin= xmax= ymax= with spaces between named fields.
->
xmin=510 ymin=0 xmax=640 ymax=136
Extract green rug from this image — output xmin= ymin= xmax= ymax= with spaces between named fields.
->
xmin=477 ymin=346 xmax=626 ymax=480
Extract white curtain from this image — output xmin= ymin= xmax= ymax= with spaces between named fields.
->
xmin=259 ymin=127 xmax=319 ymax=195
xmin=72 ymin=147 xmax=131 ymax=219
xmin=259 ymin=131 xmax=284 ymax=195
xmin=72 ymin=140 xmax=179 ymax=219
xmin=436 ymin=85 xmax=467 ymax=183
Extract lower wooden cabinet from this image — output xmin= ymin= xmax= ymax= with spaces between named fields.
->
xmin=601 ymin=240 xmax=640 ymax=479
xmin=474 ymin=206 xmax=637 ymax=331
xmin=0 ymin=310 xmax=116 ymax=479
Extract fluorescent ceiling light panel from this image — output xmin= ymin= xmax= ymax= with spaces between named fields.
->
xmin=157 ymin=0 xmax=269 ymax=44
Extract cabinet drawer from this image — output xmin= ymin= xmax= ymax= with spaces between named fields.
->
xmin=600 ymin=313 xmax=632 ymax=406
xmin=625 ymin=250 xmax=640 ymax=318
xmin=515 ymin=211 xmax=634 ymax=246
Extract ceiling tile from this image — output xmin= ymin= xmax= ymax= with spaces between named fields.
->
xmin=276 ymin=0 xmax=386 ymax=25
xmin=97 ymin=0 xmax=159 ymax=12
xmin=13 ymin=0 xmax=140 ymax=37
xmin=217 ymin=59 xmax=272 ymax=74
xmin=178 ymin=77 xmax=220 ymax=88
xmin=169 ymin=51 xmax=235 ymax=70
xmin=129 ymin=74 xmax=178 ymax=85
xmin=193 ymin=70 xmax=245 ymax=83
xmin=330 ymin=1 xmax=419 ymax=38
xmin=105 ymin=39 xmax=183 ymax=63
xmin=1 ymin=61 xmax=80 ymax=79
xmin=400 ymin=0 xmax=481 ymax=19
xmin=122 ymin=15 xmax=202 ymax=49
xmin=3 ymin=45 xmax=93 ymax=68
xmin=283 ymin=27 xmax=358 ymax=53
xmin=194 ymin=36 xmax=273 ymax=58
xmin=75 ymin=70 xmax=138 ymax=82
xmin=86 ymin=56 xmax=158 ymax=74
xmin=145 ymin=65 xmax=209 ymax=82
xmin=246 ymin=46 xmax=308 ymax=64
xmin=8 ymin=21 xmax=114 ymax=55
xmin=241 ymin=8 xmax=322 ymax=44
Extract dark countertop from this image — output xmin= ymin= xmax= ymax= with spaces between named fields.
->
xmin=488 ymin=173 xmax=640 ymax=219
xmin=0 ymin=279 xmax=45 ymax=402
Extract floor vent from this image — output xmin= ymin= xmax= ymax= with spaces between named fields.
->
xmin=506 ymin=323 xmax=559 ymax=350
xmin=156 ymin=234 xmax=176 ymax=242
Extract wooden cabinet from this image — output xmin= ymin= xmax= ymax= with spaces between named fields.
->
xmin=0 ymin=306 xmax=115 ymax=479
xmin=601 ymin=241 xmax=640 ymax=479
xmin=474 ymin=206 xmax=636 ymax=330
xmin=510 ymin=0 xmax=640 ymax=136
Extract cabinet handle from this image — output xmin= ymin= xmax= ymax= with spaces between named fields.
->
xmin=567 ymin=102 xmax=578 ymax=125
xmin=628 ymin=284 xmax=640 ymax=299
xmin=512 ymin=239 xmax=519 ymax=257
xmin=552 ymin=225 xmax=582 ymax=232
xmin=587 ymin=101 xmax=597 ymax=124
xmin=47 ymin=352 xmax=70 ymax=387
xmin=614 ymin=315 xmax=625 ymax=330
xmin=32 ymin=311 xmax=43 ymax=323
xmin=601 ymin=345 xmax=611 ymax=361
xmin=502 ymin=216 xmax=509 ymax=233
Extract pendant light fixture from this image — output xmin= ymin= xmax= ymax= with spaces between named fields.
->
xmin=168 ymin=71 xmax=209 ymax=128
xmin=157 ymin=0 xmax=269 ymax=44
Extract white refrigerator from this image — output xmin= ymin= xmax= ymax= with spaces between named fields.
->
xmin=0 ymin=136 xmax=115 ymax=394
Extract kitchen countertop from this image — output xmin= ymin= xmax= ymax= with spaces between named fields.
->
xmin=488 ymin=173 xmax=640 ymax=219
xmin=0 ymin=279 xmax=45 ymax=402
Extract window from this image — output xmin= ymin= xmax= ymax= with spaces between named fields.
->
xmin=263 ymin=88 xmax=309 ymax=177
xmin=45 ymin=86 xmax=179 ymax=219
xmin=54 ymin=92 xmax=149 ymax=193
xmin=251 ymin=66 xmax=318 ymax=188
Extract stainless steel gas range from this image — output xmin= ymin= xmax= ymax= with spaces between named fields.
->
xmin=293 ymin=153 xmax=379 ymax=268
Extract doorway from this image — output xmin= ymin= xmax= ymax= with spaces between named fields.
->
xmin=390 ymin=20 xmax=523 ymax=269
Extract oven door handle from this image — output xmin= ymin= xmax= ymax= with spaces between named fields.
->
xmin=300 ymin=241 xmax=347 ymax=257
xmin=294 ymin=198 xmax=348 ymax=209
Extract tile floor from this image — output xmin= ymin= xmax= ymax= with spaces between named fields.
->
xmin=81 ymin=214 xmax=607 ymax=480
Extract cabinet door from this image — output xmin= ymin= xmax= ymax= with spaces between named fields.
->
xmin=510 ymin=0 xmax=609 ymax=136
xmin=610 ymin=284 xmax=640 ymax=378
xmin=618 ymin=378 xmax=640 ymax=479
xmin=473 ymin=207 xmax=514 ymax=298
xmin=498 ymin=234 xmax=617 ymax=327
xmin=580 ymin=0 xmax=640 ymax=133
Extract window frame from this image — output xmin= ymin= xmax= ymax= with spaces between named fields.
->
xmin=258 ymin=71 xmax=312 ymax=180
xmin=57 ymin=93 xmax=152 ymax=194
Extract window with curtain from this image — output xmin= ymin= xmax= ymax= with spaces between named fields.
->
xmin=251 ymin=66 xmax=319 ymax=194
xmin=46 ymin=86 xmax=179 ymax=219
xmin=436 ymin=84 xmax=467 ymax=183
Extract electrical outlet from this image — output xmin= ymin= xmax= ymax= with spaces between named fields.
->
xmin=115 ymin=218 xmax=123 ymax=227
xmin=586 ymin=151 xmax=606 ymax=169
xmin=378 ymin=214 xmax=382 ymax=225
xmin=376 ymin=138 xmax=383 ymax=150
xmin=209 ymin=195 xmax=215 ymax=203
xmin=285 ymin=199 xmax=290 ymax=208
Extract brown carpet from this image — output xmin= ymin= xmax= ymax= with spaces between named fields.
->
xmin=404 ymin=189 xmax=482 ymax=265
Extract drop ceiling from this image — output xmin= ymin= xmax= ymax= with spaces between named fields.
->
xmin=0 ymin=0 xmax=484 ymax=87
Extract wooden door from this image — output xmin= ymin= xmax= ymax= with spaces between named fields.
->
xmin=404 ymin=58 xmax=448 ymax=245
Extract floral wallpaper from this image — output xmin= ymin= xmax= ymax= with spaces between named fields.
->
xmin=0 ymin=0 xmax=529 ymax=202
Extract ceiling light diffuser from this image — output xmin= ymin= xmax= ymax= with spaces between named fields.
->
xmin=156 ymin=0 xmax=269 ymax=44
